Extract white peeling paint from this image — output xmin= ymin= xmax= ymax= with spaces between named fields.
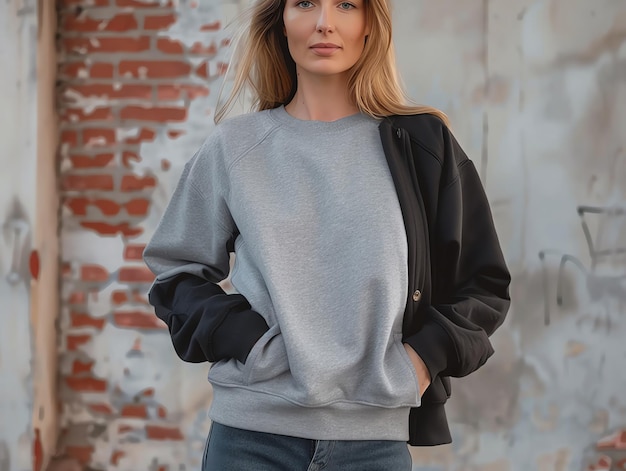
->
xmin=0 ymin=1 xmax=38 ymax=470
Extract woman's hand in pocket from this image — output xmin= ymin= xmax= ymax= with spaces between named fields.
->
xmin=403 ymin=343 xmax=432 ymax=397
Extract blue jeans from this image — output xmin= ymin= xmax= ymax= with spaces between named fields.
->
xmin=202 ymin=422 xmax=412 ymax=471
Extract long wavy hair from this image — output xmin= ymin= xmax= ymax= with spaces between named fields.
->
xmin=215 ymin=0 xmax=448 ymax=125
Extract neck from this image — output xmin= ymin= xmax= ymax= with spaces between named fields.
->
xmin=285 ymin=70 xmax=359 ymax=122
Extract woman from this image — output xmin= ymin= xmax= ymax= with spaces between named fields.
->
xmin=143 ymin=0 xmax=511 ymax=469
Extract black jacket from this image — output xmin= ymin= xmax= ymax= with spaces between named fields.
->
xmin=147 ymin=113 xmax=511 ymax=447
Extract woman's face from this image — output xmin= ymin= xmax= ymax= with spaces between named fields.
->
xmin=283 ymin=0 xmax=369 ymax=80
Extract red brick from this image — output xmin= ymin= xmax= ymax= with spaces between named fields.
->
xmin=93 ymin=199 xmax=122 ymax=216
xmin=91 ymin=63 xmax=115 ymax=78
xmin=124 ymin=199 xmax=150 ymax=216
xmin=62 ymin=174 xmax=114 ymax=191
xmin=121 ymin=106 xmax=187 ymax=123
xmin=111 ymin=450 xmax=125 ymax=466
xmin=69 ymin=153 xmax=115 ymax=169
xmin=120 ymin=404 xmax=148 ymax=419
xmin=59 ymin=61 xmax=87 ymax=78
xmin=122 ymin=151 xmax=141 ymax=167
xmin=124 ymin=244 xmax=146 ymax=261
xmin=63 ymin=36 xmax=151 ymax=54
xmin=83 ymin=128 xmax=116 ymax=146
xmin=62 ymin=13 xmax=138 ymax=32
xmin=217 ymin=62 xmax=228 ymax=76
xmin=116 ymin=0 xmax=173 ymax=6
xmin=120 ymin=174 xmax=156 ymax=191
xmin=61 ymin=130 xmax=79 ymax=146
xmin=184 ymin=84 xmax=209 ymax=99
xmin=167 ymin=130 xmax=184 ymax=139
xmin=111 ymin=290 xmax=129 ymax=305
xmin=200 ymin=21 xmax=221 ymax=31
xmin=62 ymin=263 xmax=73 ymax=278
xmin=68 ymin=292 xmax=87 ymax=304
xmin=119 ymin=60 xmax=191 ymax=78
xmin=190 ymin=41 xmax=217 ymax=55
xmin=157 ymin=406 xmax=167 ymax=418
xmin=80 ymin=221 xmax=143 ymax=237
xmin=65 ymin=197 xmax=88 ymax=216
xmin=145 ymin=425 xmax=184 ymax=440
xmin=89 ymin=403 xmax=114 ymax=414
xmin=156 ymin=38 xmax=184 ymax=54
xmin=161 ymin=83 xmax=209 ymax=101
xmin=144 ymin=14 xmax=177 ymax=30
xmin=118 ymin=266 xmax=155 ymax=283
xmin=66 ymin=376 xmax=107 ymax=392
xmin=195 ymin=61 xmax=227 ymax=79
xmin=65 ymin=445 xmax=94 ymax=464
xmin=156 ymin=85 xmax=182 ymax=100
xmin=141 ymin=388 xmax=154 ymax=397
xmin=67 ymin=195 xmax=119 ymax=215
xmin=118 ymin=424 xmax=135 ymax=434
xmin=71 ymin=360 xmax=94 ymax=375
xmin=195 ymin=62 xmax=209 ymax=79
xmin=66 ymin=334 xmax=92 ymax=351
xmin=114 ymin=311 xmax=164 ymax=329
xmin=161 ymin=159 xmax=171 ymax=171
xmin=59 ymin=62 xmax=115 ymax=78
xmin=132 ymin=292 xmax=149 ymax=303
xmin=61 ymin=107 xmax=113 ymax=123
xmin=68 ymin=84 xmax=151 ymax=100
xmin=121 ymin=403 xmax=148 ymax=418
xmin=81 ymin=264 xmax=109 ymax=282
xmin=125 ymin=128 xmax=156 ymax=145
xmin=70 ymin=312 xmax=107 ymax=330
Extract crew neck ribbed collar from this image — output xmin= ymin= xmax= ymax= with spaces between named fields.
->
xmin=269 ymin=105 xmax=376 ymax=132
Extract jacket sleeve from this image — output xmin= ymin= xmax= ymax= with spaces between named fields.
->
xmin=143 ymin=139 xmax=268 ymax=364
xmin=404 ymin=128 xmax=511 ymax=380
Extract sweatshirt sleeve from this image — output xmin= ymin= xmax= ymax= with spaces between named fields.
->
xmin=143 ymin=134 xmax=268 ymax=364
xmin=404 ymin=127 xmax=511 ymax=380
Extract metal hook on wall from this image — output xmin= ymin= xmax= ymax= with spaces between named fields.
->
xmin=1 ymin=198 xmax=31 ymax=286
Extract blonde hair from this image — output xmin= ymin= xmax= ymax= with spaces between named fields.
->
xmin=215 ymin=0 xmax=449 ymax=126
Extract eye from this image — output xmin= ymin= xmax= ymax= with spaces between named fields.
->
xmin=296 ymin=1 xmax=314 ymax=8
xmin=338 ymin=2 xmax=356 ymax=9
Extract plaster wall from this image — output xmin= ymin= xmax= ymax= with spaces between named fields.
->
xmin=0 ymin=1 xmax=39 ymax=470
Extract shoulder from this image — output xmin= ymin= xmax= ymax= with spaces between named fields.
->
xmin=194 ymin=109 xmax=280 ymax=169
xmin=212 ymin=108 xmax=279 ymax=149
xmin=386 ymin=113 xmax=468 ymax=167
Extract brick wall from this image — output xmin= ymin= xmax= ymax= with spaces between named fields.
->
xmin=54 ymin=0 xmax=239 ymax=469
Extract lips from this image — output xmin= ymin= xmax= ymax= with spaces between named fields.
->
xmin=310 ymin=43 xmax=341 ymax=56
xmin=310 ymin=43 xmax=340 ymax=49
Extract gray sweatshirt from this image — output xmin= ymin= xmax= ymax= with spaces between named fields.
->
xmin=144 ymin=106 xmax=420 ymax=441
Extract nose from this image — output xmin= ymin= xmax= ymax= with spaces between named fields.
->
xmin=316 ymin=7 xmax=334 ymax=33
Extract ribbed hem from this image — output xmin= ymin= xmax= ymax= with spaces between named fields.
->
xmin=209 ymin=384 xmax=411 ymax=441
xmin=408 ymin=404 xmax=452 ymax=446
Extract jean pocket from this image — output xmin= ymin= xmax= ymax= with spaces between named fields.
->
xmin=243 ymin=324 xmax=290 ymax=385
